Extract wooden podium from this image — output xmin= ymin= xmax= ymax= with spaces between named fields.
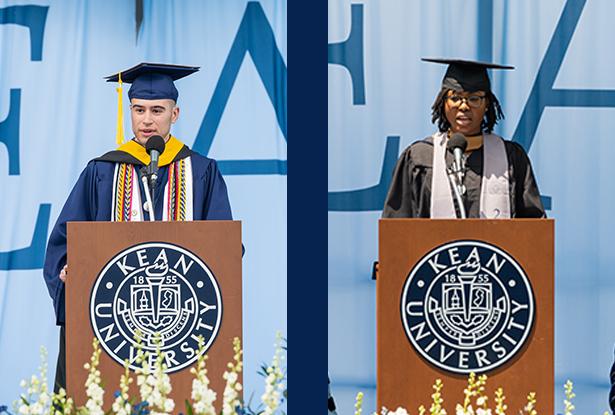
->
xmin=66 ymin=221 xmax=241 ymax=410
xmin=378 ymin=219 xmax=553 ymax=413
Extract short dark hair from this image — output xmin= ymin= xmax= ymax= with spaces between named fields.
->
xmin=430 ymin=88 xmax=504 ymax=133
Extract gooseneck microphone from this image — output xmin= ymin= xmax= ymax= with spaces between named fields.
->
xmin=447 ymin=133 xmax=468 ymax=182
xmin=145 ymin=135 xmax=166 ymax=180
xmin=141 ymin=135 xmax=166 ymax=221
xmin=446 ymin=133 xmax=468 ymax=218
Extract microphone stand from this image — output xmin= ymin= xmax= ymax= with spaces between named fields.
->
xmin=447 ymin=158 xmax=467 ymax=219
xmin=140 ymin=166 xmax=156 ymax=222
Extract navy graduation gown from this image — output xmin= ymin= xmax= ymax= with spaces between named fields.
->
xmin=43 ymin=149 xmax=232 ymax=325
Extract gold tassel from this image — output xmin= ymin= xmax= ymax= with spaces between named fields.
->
xmin=116 ymin=72 xmax=125 ymax=146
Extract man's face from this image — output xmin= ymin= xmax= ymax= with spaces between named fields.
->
xmin=444 ymin=90 xmax=488 ymax=136
xmin=130 ymin=98 xmax=180 ymax=145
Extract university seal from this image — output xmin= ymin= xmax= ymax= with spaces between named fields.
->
xmin=400 ymin=240 xmax=534 ymax=374
xmin=90 ymin=242 xmax=222 ymax=373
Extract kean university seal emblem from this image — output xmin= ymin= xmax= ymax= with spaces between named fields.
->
xmin=400 ymin=240 xmax=534 ymax=374
xmin=90 ymin=242 xmax=222 ymax=373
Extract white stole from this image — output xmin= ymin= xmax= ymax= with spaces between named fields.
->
xmin=430 ymin=132 xmax=511 ymax=218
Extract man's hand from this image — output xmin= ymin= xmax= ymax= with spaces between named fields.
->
xmin=59 ymin=265 xmax=68 ymax=282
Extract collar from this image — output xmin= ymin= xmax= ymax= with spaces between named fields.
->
xmin=446 ymin=130 xmax=483 ymax=153
xmin=116 ymin=135 xmax=186 ymax=166
xmin=465 ymin=134 xmax=483 ymax=152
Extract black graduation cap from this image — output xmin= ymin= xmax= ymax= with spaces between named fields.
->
xmin=105 ymin=62 xmax=200 ymax=101
xmin=422 ymin=58 xmax=514 ymax=92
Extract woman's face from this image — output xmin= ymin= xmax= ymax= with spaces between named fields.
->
xmin=444 ymin=90 xmax=488 ymax=135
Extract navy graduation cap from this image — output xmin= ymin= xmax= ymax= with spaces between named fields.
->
xmin=422 ymin=58 xmax=514 ymax=92
xmin=106 ymin=63 xmax=200 ymax=144
xmin=105 ymin=62 xmax=200 ymax=101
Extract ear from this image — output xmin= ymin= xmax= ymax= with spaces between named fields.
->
xmin=171 ymin=106 xmax=180 ymax=124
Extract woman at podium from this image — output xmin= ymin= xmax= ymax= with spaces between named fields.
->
xmin=382 ymin=58 xmax=545 ymax=219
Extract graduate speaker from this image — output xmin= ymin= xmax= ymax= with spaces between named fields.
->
xmin=66 ymin=221 xmax=242 ymax=411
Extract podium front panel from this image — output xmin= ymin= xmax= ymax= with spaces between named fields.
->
xmin=378 ymin=219 xmax=553 ymax=414
xmin=66 ymin=221 xmax=241 ymax=411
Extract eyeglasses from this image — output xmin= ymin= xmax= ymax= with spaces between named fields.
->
xmin=446 ymin=94 xmax=486 ymax=108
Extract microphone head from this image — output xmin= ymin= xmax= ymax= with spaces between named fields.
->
xmin=447 ymin=133 xmax=468 ymax=152
xmin=145 ymin=135 xmax=166 ymax=155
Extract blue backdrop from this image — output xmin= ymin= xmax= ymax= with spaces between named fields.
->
xmin=329 ymin=0 xmax=615 ymax=413
xmin=0 ymin=0 xmax=286 ymax=406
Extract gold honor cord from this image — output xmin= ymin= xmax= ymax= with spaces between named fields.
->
xmin=116 ymin=72 xmax=125 ymax=145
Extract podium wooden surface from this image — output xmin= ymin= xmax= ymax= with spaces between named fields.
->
xmin=66 ymin=221 xmax=241 ymax=411
xmin=378 ymin=219 xmax=553 ymax=414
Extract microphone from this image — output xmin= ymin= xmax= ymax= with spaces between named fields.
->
xmin=446 ymin=133 xmax=468 ymax=218
xmin=145 ymin=135 xmax=166 ymax=179
xmin=447 ymin=133 xmax=468 ymax=178
xmin=141 ymin=135 xmax=166 ymax=220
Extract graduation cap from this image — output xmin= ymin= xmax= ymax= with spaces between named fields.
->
xmin=421 ymin=58 xmax=514 ymax=92
xmin=106 ymin=62 xmax=200 ymax=145
xmin=105 ymin=62 xmax=200 ymax=101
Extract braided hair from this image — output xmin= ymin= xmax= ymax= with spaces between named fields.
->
xmin=430 ymin=88 xmax=504 ymax=133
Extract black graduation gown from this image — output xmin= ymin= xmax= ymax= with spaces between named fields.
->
xmin=382 ymin=135 xmax=545 ymax=218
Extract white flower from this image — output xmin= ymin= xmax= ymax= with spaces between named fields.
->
xmin=18 ymin=404 xmax=30 ymax=415
xmin=151 ymin=389 xmax=162 ymax=406
xmin=163 ymin=398 xmax=175 ymax=412
xmin=221 ymin=338 xmax=244 ymax=415
xmin=193 ymin=401 xmax=206 ymax=413
xmin=456 ymin=404 xmax=474 ymax=415
xmin=30 ymin=402 xmax=43 ymax=415
xmin=203 ymin=389 xmax=216 ymax=402
xmin=136 ymin=342 xmax=175 ymax=415
xmin=225 ymin=372 xmax=237 ymax=384
xmin=260 ymin=332 xmax=286 ymax=415
xmin=38 ymin=392 xmax=50 ymax=406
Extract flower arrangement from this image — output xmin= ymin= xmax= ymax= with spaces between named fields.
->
xmin=221 ymin=337 xmax=243 ymax=415
xmin=8 ymin=332 xmax=286 ymax=415
xmin=135 ymin=335 xmax=175 ymax=415
xmin=110 ymin=361 xmax=132 ymax=415
xmin=15 ymin=347 xmax=53 ymax=415
xmin=188 ymin=336 xmax=217 ymax=415
xmin=260 ymin=332 xmax=285 ymax=415
xmin=353 ymin=375 xmax=611 ymax=415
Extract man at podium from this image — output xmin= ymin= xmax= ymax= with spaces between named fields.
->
xmin=42 ymin=63 xmax=234 ymax=391
xmin=382 ymin=58 xmax=545 ymax=219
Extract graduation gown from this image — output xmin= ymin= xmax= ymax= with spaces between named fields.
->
xmin=382 ymin=135 xmax=545 ymax=218
xmin=43 ymin=139 xmax=232 ymax=325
